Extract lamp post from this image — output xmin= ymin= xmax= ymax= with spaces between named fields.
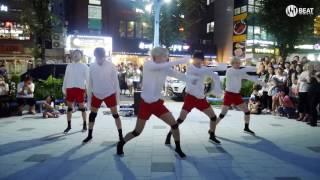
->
xmin=148 ymin=0 xmax=171 ymax=47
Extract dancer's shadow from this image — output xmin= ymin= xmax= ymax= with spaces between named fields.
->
xmin=181 ymin=153 xmax=244 ymax=180
xmin=113 ymin=155 xmax=137 ymax=180
xmin=218 ymin=136 xmax=320 ymax=176
xmin=3 ymin=143 xmax=116 ymax=180
xmin=167 ymin=145 xmax=243 ymax=180
xmin=0 ymin=131 xmax=81 ymax=156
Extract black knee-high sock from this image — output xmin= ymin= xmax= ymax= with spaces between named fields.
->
xmin=175 ymin=141 xmax=182 ymax=151
xmin=67 ymin=121 xmax=71 ymax=128
xmin=245 ymin=123 xmax=249 ymax=129
xmin=88 ymin=129 xmax=93 ymax=137
xmin=118 ymin=129 xmax=124 ymax=141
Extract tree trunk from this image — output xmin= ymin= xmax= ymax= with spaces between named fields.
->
xmin=41 ymin=38 xmax=46 ymax=65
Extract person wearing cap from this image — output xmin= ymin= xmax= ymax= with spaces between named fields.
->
xmin=117 ymin=47 xmax=191 ymax=158
xmin=82 ymin=47 xmax=124 ymax=143
xmin=164 ymin=50 xmax=225 ymax=145
xmin=216 ymin=57 xmax=264 ymax=136
xmin=62 ymin=50 xmax=89 ymax=133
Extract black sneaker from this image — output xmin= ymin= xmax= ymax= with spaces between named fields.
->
xmin=165 ymin=132 xmax=172 ymax=145
xmin=209 ymin=135 xmax=221 ymax=144
xmin=117 ymin=141 xmax=125 ymax=156
xmin=64 ymin=127 xmax=71 ymax=133
xmin=175 ymin=148 xmax=186 ymax=159
xmin=244 ymin=128 xmax=255 ymax=135
xmin=82 ymin=136 xmax=92 ymax=143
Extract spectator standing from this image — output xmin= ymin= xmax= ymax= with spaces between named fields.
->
xmin=16 ymin=75 xmax=36 ymax=115
xmin=308 ymin=68 xmax=320 ymax=127
xmin=297 ymin=63 xmax=312 ymax=121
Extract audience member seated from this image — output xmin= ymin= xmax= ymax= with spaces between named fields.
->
xmin=42 ymin=95 xmax=59 ymax=118
xmin=16 ymin=75 xmax=36 ymax=116
xmin=278 ymin=89 xmax=296 ymax=119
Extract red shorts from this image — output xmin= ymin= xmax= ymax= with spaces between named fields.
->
xmin=182 ymin=94 xmax=210 ymax=112
xmin=66 ymin=88 xmax=85 ymax=103
xmin=223 ymin=91 xmax=244 ymax=106
xmin=91 ymin=93 xmax=117 ymax=108
xmin=138 ymin=99 xmax=170 ymax=120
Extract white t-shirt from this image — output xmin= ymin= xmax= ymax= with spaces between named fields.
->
xmin=16 ymin=82 xmax=35 ymax=98
xmin=185 ymin=64 xmax=224 ymax=99
xmin=225 ymin=67 xmax=259 ymax=93
xmin=298 ymin=71 xmax=310 ymax=92
xmin=88 ymin=60 xmax=120 ymax=100
xmin=0 ymin=82 xmax=9 ymax=96
xmin=141 ymin=58 xmax=189 ymax=103
xmin=62 ymin=62 xmax=89 ymax=94
xmin=133 ymin=69 xmax=141 ymax=82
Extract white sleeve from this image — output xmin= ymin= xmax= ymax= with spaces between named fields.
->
xmin=84 ymin=65 xmax=90 ymax=91
xmin=167 ymin=69 xmax=186 ymax=81
xmin=30 ymin=83 xmax=35 ymax=93
xmin=145 ymin=57 xmax=189 ymax=71
xmin=86 ymin=68 xmax=93 ymax=110
xmin=62 ymin=65 xmax=69 ymax=94
xmin=210 ymin=72 xmax=223 ymax=97
xmin=112 ymin=65 xmax=121 ymax=105
xmin=242 ymin=71 xmax=259 ymax=83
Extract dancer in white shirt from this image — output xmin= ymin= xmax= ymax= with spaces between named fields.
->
xmin=216 ymin=57 xmax=262 ymax=136
xmin=62 ymin=50 xmax=89 ymax=133
xmin=82 ymin=48 xmax=123 ymax=143
xmin=117 ymin=47 xmax=190 ymax=158
xmin=164 ymin=51 xmax=225 ymax=145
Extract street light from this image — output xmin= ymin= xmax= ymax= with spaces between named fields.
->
xmin=153 ymin=0 xmax=171 ymax=47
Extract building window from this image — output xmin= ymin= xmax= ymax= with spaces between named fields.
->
xmin=248 ymin=0 xmax=254 ymax=5
xmin=241 ymin=5 xmax=247 ymax=13
xmin=127 ymin=21 xmax=135 ymax=38
xmin=142 ymin=22 xmax=150 ymax=39
xmin=248 ymin=5 xmax=254 ymax=13
xmin=234 ymin=8 xmax=241 ymax=15
xmin=119 ymin=21 xmax=126 ymax=38
xmin=207 ymin=21 xmax=215 ymax=33
xmin=207 ymin=0 xmax=214 ymax=6
xmin=136 ymin=22 xmax=143 ymax=39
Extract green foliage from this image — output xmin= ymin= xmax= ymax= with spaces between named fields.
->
xmin=34 ymin=75 xmax=63 ymax=100
xmin=222 ymin=77 xmax=254 ymax=97
xmin=258 ymin=0 xmax=320 ymax=59
xmin=21 ymin=0 xmax=59 ymax=64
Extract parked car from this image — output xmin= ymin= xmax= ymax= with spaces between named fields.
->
xmin=168 ymin=65 xmax=258 ymax=98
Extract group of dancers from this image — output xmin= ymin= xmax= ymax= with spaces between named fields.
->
xmin=63 ymin=47 xmax=262 ymax=158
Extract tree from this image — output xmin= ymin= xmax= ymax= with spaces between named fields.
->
xmin=258 ymin=0 xmax=320 ymax=59
xmin=134 ymin=0 xmax=206 ymax=47
xmin=21 ymin=0 xmax=58 ymax=65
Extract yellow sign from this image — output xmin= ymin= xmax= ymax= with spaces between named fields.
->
xmin=233 ymin=13 xmax=248 ymax=21
xmin=233 ymin=35 xmax=247 ymax=42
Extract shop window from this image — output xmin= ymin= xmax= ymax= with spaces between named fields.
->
xmin=136 ymin=22 xmax=143 ymax=39
xmin=127 ymin=21 xmax=135 ymax=38
xmin=119 ymin=21 xmax=126 ymax=38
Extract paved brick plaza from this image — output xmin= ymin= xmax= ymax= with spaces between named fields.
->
xmin=0 ymin=102 xmax=319 ymax=180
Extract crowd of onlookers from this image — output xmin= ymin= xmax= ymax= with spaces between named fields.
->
xmin=248 ymin=56 xmax=320 ymax=127
xmin=1 ymin=57 xmax=319 ymax=126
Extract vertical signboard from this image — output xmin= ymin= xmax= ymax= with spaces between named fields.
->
xmin=233 ymin=0 xmax=248 ymax=59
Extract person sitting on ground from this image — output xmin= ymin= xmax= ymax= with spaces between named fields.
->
xmin=42 ymin=95 xmax=59 ymax=118
xmin=278 ymin=89 xmax=296 ymax=119
xmin=248 ymin=84 xmax=262 ymax=114
xmin=16 ymin=75 xmax=36 ymax=116
xmin=0 ymin=75 xmax=9 ymax=97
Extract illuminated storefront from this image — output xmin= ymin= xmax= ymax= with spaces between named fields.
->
xmin=65 ymin=35 xmax=112 ymax=63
